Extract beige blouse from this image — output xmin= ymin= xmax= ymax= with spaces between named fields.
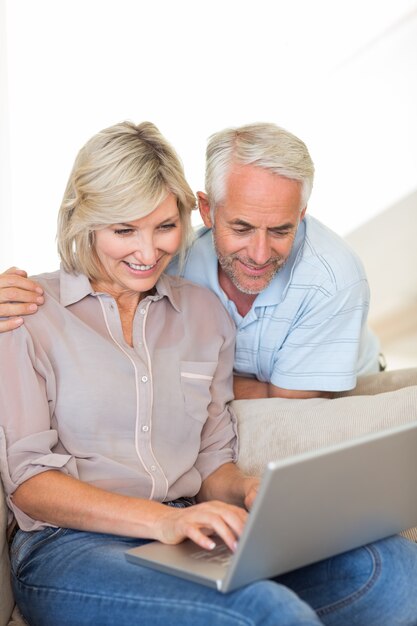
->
xmin=0 ymin=269 xmax=238 ymax=531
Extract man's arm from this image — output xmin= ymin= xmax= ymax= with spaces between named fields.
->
xmin=0 ymin=267 xmax=44 ymax=332
xmin=233 ymin=375 xmax=332 ymax=400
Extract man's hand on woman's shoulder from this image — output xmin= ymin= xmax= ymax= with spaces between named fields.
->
xmin=0 ymin=267 xmax=44 ymax=332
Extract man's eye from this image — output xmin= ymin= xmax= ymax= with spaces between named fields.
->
xmin=271 ymin=230 xmax=291 ymax=238
xmin=233 ymin=227 xmax=251 ymax=234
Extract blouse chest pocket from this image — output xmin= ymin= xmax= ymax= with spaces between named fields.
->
xmin=180 ymin=361 xmax=217 ymax=423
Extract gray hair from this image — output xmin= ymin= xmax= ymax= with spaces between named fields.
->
xmin=205 ymin=122 xmax=315 ymax=212
xmin=57 ymin=121 xmax=196 ymax=279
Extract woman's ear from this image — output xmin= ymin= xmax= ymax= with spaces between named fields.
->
xmin=197 ymin=192 xmax=213 ymax=228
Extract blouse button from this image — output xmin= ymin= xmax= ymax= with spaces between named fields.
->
xmin=142 ymin=425 xmax=149 ymax=432
xmin=141 ymin=375 xmax=148 ymax=383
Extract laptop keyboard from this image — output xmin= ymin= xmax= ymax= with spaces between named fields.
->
xmin=190 ymin=543 xmax=232 ymax=567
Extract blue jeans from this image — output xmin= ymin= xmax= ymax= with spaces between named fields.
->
xmin=11 ymin=528 xmax=417 ymax=626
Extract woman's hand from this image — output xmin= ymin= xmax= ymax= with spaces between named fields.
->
xmin=156 ymin=500 xmax=248 ymax=552
xmin=0 ymin=267 xmax=44 ymax=332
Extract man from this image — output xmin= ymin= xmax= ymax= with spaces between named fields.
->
xmin=168 ymin=123 xmax=380 ymax=399
xmin=0 ymin=122 xmax=379 ymax=399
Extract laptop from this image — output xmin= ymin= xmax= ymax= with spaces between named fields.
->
xmin=125 ymin=420 xmax=417 ymax=592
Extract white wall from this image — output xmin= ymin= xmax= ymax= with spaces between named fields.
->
xmin=2 ymin=0 xmax=417 ymax=281
xmin=346 ymin=190 xmax=417 ymax=369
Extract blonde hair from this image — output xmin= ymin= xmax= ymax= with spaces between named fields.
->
xmin=205 ymin=122 xmax=315 ymax=212
xmin=57 ymin=121 xmax=196 ymax=279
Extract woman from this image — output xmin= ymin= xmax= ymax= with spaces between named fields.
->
xmin=0 ymin=121 xmax=323 ymax=625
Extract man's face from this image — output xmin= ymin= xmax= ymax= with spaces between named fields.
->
xmin=198 ymin=164 xmax=306 ymax=295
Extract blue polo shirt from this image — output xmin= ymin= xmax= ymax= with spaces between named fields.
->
xmin=168 ymin=215 xmax=380 ymax=391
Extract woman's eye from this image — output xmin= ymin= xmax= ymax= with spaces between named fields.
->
xmin=114 ymin=228 xmax=134 ymax=236
xmin=158 ymin=223 xmax=177 ymax=231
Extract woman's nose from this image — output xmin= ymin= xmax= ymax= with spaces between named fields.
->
xmin=132 ymin=235 xmax=157 ymax=265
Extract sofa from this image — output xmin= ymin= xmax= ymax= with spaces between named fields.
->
xmin=2 ymin=368 xmax=417 ymax=626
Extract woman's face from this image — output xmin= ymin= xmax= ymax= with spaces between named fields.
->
xmin=92 ymin=193 xmax=182 ymax=298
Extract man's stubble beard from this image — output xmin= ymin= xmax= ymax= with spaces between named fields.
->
xmin=212 ymin=231 xmax=288 ymax=296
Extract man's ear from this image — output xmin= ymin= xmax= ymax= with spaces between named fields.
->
xmin=300 ymin=206 xmax=307 ymax=221
xmin=197 ymin=192 xmax=213 ymax=228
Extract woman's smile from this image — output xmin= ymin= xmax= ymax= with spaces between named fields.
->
xmin=92 ymin=194 xmax=182 ymax=299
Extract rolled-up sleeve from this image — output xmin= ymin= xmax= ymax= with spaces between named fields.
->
xmin=0 ymin=326 xmax=78 ymax=528
xmin=270 ymin=280 xmax=374 ymax=392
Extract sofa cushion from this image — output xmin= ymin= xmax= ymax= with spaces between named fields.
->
xmin=233 ymin=384 xmax=417 ymax=541
xmin=234 ymin=385 xmax=417 ymax=474
xmin=335 ymin=367 xmax=417 ymax=396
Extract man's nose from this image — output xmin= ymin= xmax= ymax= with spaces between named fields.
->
xmin=246 ymin=232 xmax=271 ymax=265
